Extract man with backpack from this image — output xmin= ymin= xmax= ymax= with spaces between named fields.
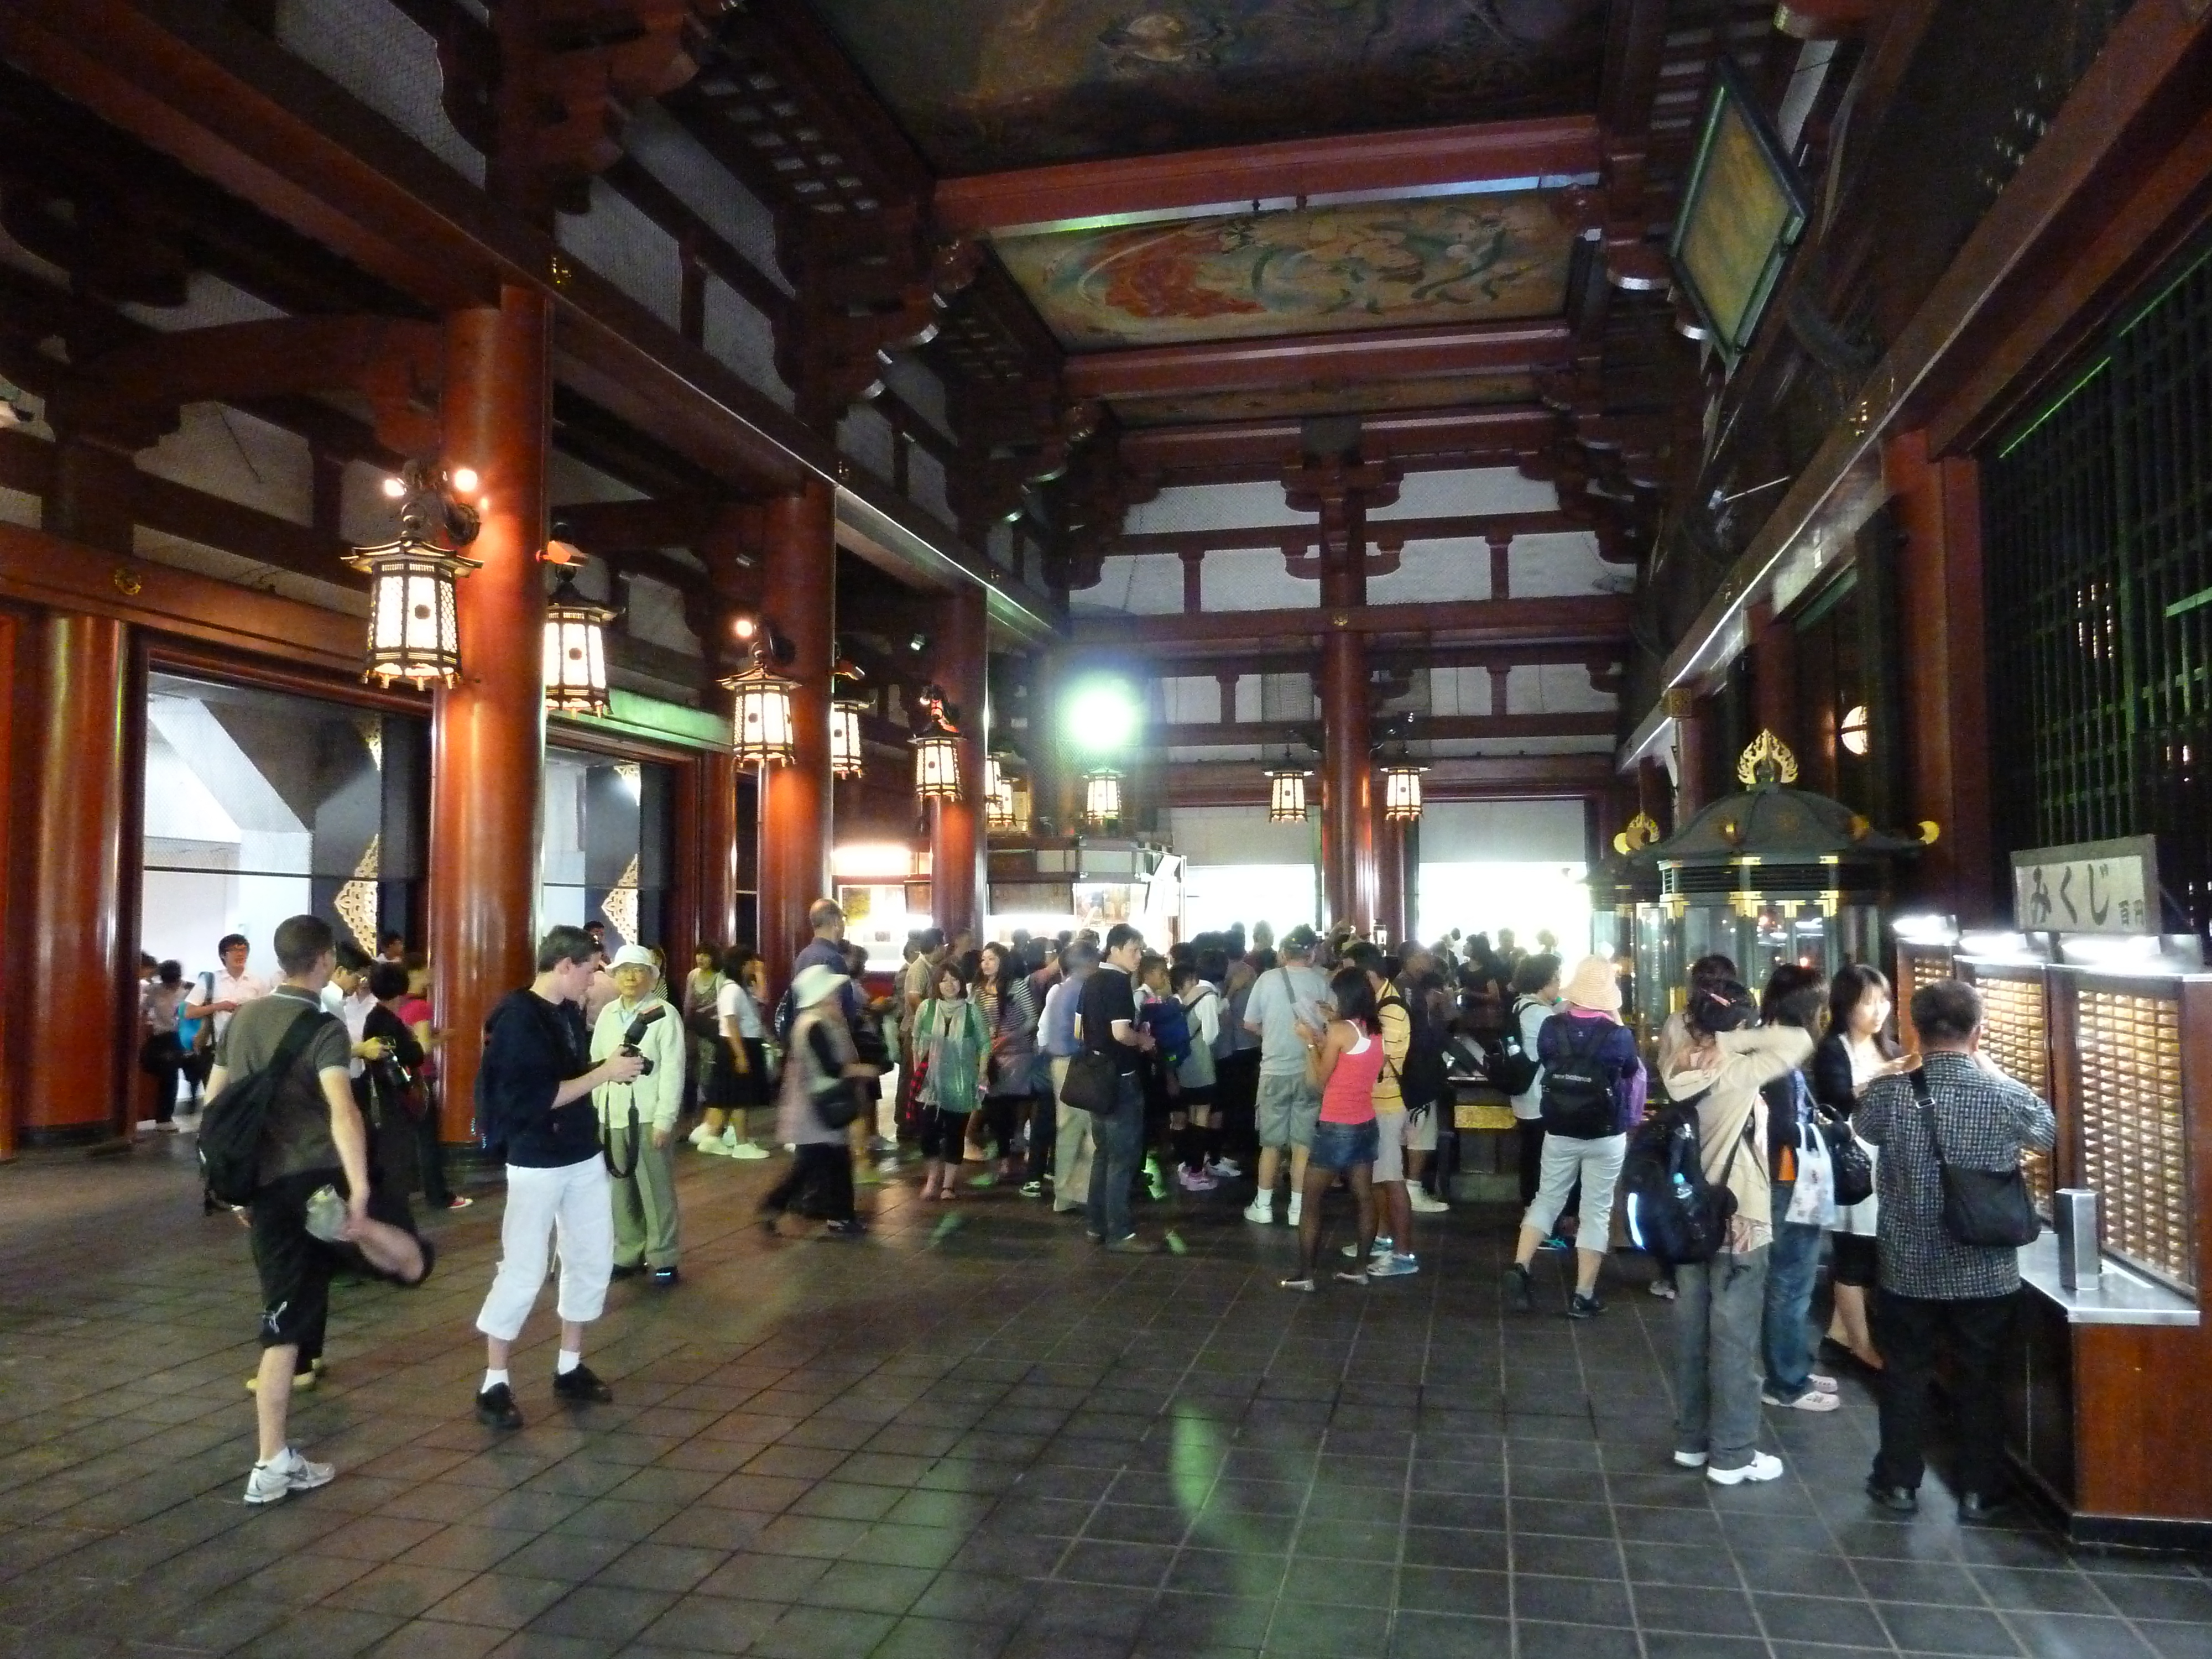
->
xmin=202 ymin=914 xmax=429 ymax=1504
xmin=471 ymin=925 xmax=646 ymax=1432
xmin=1502 ymin=956 xmax=1640 ymax=1318
xmin=1241 ymin=925 xmax=1333 ymax=1228
xmin=1654 ymin=979 xmax=1814 ymax=1485
xmin=1497 ymin=954 xmax=1561 ymax=1218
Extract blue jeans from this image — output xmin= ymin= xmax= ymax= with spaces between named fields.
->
xmin=1674 ymin=1246 xmax=1768 ymax=1470
xmin=1086 ymin=1073 xmax=1144 ymax=1242
xmin=1762 ymin=1181 xmax=1825 ymax=1400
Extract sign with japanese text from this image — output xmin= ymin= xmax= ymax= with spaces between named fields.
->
xmin=2011 ymin=836 xmax=2159 ymax=935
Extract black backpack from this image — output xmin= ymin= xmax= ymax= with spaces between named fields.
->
xmin=197 ymin=1005 xmax=337 ymax=1207
xmin=1537 ymin=1016 xmax=1621 ymax=1139
xmin=1488 ymin=996 xmax=1542 ymax=1095
xmin=1620 ymin=1087 xmax=1745 ymax=1266
xmin=1399 ymin=989 xmax=1451 ymax=1108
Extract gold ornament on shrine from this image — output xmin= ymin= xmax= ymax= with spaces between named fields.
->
xmin=1736 ymin=729 xmax=1801 ymax=787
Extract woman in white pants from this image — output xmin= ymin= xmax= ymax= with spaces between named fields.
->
xmin=1502 ymin=956 xmax=1644 ymax=1318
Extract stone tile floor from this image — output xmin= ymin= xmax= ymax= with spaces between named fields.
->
xmin=1 ymin=1134 xmax=2207 ymax=1659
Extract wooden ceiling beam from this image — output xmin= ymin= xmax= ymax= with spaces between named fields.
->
xmin=552 ymin=497 xmax=721 ymax=552
xmin=1119 ymin=640 xmax=1623 ymax=680
xmin=1156 ymin=712 xmax=1614 ymax=748
xmin=935 ymin=116 xmax=1604 ymax=237
xmin=1068 ymin=593 xmax=1627 ymax=654
xmin=1065 ymin=322 xmax=1572 ymax=401
xmin=1104 ymin=510 xmax=1594 ymax=559
xmin=1119 ymin=405 xmax=1562 ymax=482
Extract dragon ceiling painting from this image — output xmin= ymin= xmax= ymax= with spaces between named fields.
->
xmin=993 ymin=194 xmax=1576 ymax=349
xmin=806 ymin=0 xmax=1610 ymax=175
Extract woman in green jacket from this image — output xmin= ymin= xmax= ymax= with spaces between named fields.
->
xmin=915 ymin=957 xmax=988 ymax=1199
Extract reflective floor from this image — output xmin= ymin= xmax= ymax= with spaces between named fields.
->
xmin=1 ymin=1138 xmax=2207 ymax=1659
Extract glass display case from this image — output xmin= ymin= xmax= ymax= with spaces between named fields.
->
xmin=1631 ymin=732 xmax=1923 ymax=1006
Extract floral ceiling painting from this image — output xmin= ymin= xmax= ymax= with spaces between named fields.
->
xmin=993 ymin=194 xmax=1575 ymax=350
xmin=804 ymin=0 xmax=1610 ymax=175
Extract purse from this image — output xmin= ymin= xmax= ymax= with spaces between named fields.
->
xmin=1060 ymin=1048 xmax=1119 ymax=1114
xmin=1909 ymin=1068 xmax=2040 ymax=1247
xmin=1819 ymin=1109 xmax=1875 ymax=1208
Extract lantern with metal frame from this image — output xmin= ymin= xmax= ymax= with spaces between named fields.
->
xmin=985 ymin=752 xmax=1024 ymax=832
xmin=911 ymin=686 xmax=963 ymax=803
xmin=541 ymin=561 xmax=617 ymax=717
xmin=721 ymin=623 xmax=800 ymax=768
xmin=345 ymin=458 xmax=481 ymax=690
xmin=1084 ymin=769 xmax=1123 ymax=831
xmin=830 ymin=658 xmax=868 ymax=779
xmin=1266 ymin=766 xmax=1311 ymax=824
xmin=1383 ymin=764 xmax=1426 ymax=823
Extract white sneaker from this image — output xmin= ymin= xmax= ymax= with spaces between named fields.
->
xmin=724 ymin=1142 xmax=770 ymax=1161
xmin=1707 ymin=1453 xmax=1784 ymax=1486
xmin=243 ymin=1447 xmax=334 ymax=1505
xmin=1242 ymin=1198 xmax=1274 ymax=1225
xmin=1408 ymin=1190 xmax=1449 ymax=1213
xmin=1208 ymin=1157 xmax=1243 ymax=1179
xmin=1762 ymin=1388 xmax=1841 ymax=1413
xmin=1342 ymin=1236 xmax=1393 ymax=1258
xmin=1286 ymin=1194 xmax=1303 ymax=1228
xmin=688 ymin=1123 xmax=714 ymax=1145
xmin=1367 ymin=1254 xmax=1419 ymax=1279
xmin=1672 ymin=1450 xmax=1708 ymax=1468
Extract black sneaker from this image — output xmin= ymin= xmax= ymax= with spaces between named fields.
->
xmin=609 ymin=1262 xmax=646 ymax=1280
xmin=474 ymin=1382 xmax=523 ymax=1431
xmin=1503 ymin=1262 xmax=1534 ymax=1312
xmin=1865 ymin=1478 xmax=1919 ymax=1515
xmin=823 ymin=1218 xmax=867 ymax=1238
xmin=1567 ymin=1292 xmax=1605 ymax=1319
xmin=551 ymin=1364 xmax=612 ymax=1405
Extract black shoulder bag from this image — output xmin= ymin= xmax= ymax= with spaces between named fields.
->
xmin=1909 ymin=1068 xmax=2039 ymax=1248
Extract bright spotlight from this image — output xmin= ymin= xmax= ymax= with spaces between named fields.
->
xmin=448 ymin=466 xmax=479 ymax=495
xmin=379 ymin=474 xmax=406 ymax=499
xmin=1063 ymin=679 xmax=1140 ymax=754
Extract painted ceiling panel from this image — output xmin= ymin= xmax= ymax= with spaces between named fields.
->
xmin=994 ymin=193 xmax=1574 ymax=349
xmin=804 ymin=0 xmax=1610 ymax=176
xmin=1112 ymin=372 xmax=1541 ymax=427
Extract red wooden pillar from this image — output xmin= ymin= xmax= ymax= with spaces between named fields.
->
xmin=1672 ymin=691 xmax=1715 ymax=822
xmin=21 ymin=612 xmax=129 ymax=1141
xmin=932 ymin=580 xmax=988 ymax=945
xmin=1319 ymin=626 xmax=1375 ymax=933
xmin=758 ymin=477 xmax=835 ymax=988
xmin=1375 ymin=808 xmax=1406 ymax=947
xmin=1637 ymin=755 xmax=1673 ymax=838
xmin=429 ymin=286 xmax=551 ymax=1141
xmin=1886 ymin=430 xmax=1995 ymax=921
xmin=1751 ymin=598 xmax=1797 ymax=749
xmin=698 ymin=748 xmax=739 ymax=952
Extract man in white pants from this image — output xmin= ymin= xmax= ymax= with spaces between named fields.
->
xmin=472 ymin=925 xmax=644 ymax=1431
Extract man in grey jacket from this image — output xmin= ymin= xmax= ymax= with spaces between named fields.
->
xmin=1855 ymin=978 xmax=2055 ymax=1521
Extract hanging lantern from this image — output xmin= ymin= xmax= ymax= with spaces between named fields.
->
xmin=722 ymin=638 xmax=799 ymax=768
xmin=830 ymin=661 xmax=868 ymax=779
xmin=1084 ymin=769 xmax=1123 ymax=830
xmin=1266 ymin=768 xmax=1310 ymax=824
xmin=541 ymin=567 xmax=617 ymax=716
xmin=1384 ymin=764 xmax=1426 ymax=823
xmin=345 ymin=459 xmax=480 ymax=690
xmin=912 ymin=688 xmax=962 ymax=802
xmin=985 ymin=754 xmax=1023 ymax=832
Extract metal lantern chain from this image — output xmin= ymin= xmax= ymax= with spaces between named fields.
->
xmin=912 ymin=685 xmax=962 ymax=803
xmin=542 ymin=564 xmax=617 ymax=717
xmin=345 ymin=458 xmax=482 ymax=690
xmin=722 ymin=629 xmax=800 ymax=768
xmin=830 ymin=658 xmax=868 ymax=780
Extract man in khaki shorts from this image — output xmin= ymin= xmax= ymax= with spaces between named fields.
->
xmin=1241 ymin=926 xmax=1332 ymax=1229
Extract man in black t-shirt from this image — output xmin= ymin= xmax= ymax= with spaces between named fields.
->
xmin=471 ymin=925 xmax=645 ymax=1431
xmin=1078 ymin=923 xmax=1159 ymax=1253
xmin=210 ymin=914 xmax=429 ymax=1505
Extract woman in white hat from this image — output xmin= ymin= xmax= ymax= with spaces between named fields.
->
xmin=759 ymin=963 xmax=869 ymax=1237
xmin=590 ymin=945 xmax=688 ymax=1284
xmin=1501 ymin=954 xmax=1644 ymax=1319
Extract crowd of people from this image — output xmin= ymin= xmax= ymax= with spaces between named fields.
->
xmin=185 ymin=905 xmax=2055 ymax=1528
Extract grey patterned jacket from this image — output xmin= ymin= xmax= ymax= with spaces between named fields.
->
xmin=1858 ymin=1051 xmax=2057 ymax=1300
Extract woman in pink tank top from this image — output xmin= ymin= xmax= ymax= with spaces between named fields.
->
xmin=1284 ymin=966 xmax=1386 ymax=1292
